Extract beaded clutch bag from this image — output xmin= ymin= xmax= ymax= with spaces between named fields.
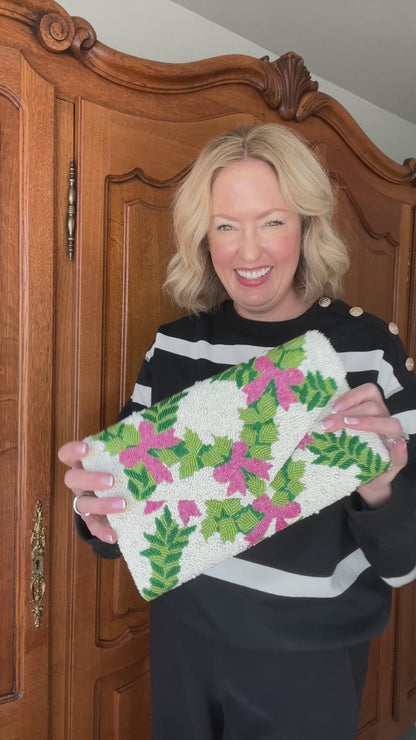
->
xmin=82 ymin=331 xmax=390 ymax=600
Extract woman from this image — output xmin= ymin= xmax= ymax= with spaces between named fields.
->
xmin=59 ymin=124 xmax=416 ymax=740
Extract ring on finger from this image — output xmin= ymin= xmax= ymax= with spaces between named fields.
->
xmin=383 ymin=432 xmax=410 ymax=446
xmin=73 ymin=492 xmax=95 ymax=517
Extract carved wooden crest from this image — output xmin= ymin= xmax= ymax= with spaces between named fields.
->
xmin=0 ymin=0 xmax=414 ymax=184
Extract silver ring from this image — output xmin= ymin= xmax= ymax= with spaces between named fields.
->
xmin=383 ymin=432 xmax=410 ymax=445
xmin=73 ymin=492 xmax=93 ymax=517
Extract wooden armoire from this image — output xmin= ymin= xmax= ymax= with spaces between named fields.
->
xmin=0 ymin=2 xmax=415 ymax=738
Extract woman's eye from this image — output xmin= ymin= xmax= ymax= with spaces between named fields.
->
xmin=265 ymin=219 xmax=284 ymax=227
xmin=216 ymin=224 xmax=234 ymax=231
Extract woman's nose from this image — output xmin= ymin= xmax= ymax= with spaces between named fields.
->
xmin=238 ymin=228 xmax=262 ymax=262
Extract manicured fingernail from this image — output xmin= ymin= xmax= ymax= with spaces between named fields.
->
xmin=330 ymin=402 xmax=341 ymax=414
xmin=98 ymin=474 xmax=114 ymax=487
xmin=110 ymin=498 xmax=126 ymax=511
xmin=104 ymin=533 xmax=116 ymax=544
xmin=76 ymin=442 xmax=88 ymax=455
xmin=321 ymin=418 xmax=335 ymax=430
xmin=344 ymin=416 xmax=359 ymax=425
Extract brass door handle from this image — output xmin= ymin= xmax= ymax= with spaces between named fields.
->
xmin=67 ymin=158 xmax=77 ymax=261
xmin=31 ymin=501 xmax=46 ymax=628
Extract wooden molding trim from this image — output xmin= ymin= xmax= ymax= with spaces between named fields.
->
xmin=299 ymin=92 xmax=416 ymax=186
xmin=0 ymin=0 xmax=415 ymax=186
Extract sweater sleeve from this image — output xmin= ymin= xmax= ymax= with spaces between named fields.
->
xmin=345 ymin=333 xmax=416 ymax=585
xmin=76 ymin=350 xmax=154 ymax=559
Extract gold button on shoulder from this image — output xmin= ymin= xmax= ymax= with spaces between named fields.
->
xmin=349 ymin=306 xmax=363 ymax=317
xmin=318 ymin=296 xmax=331 ymax=307
xmin=405 ymin=357 xmax=414 ymax=372
xmin=388 ymin=322 xmax=399 ymax=335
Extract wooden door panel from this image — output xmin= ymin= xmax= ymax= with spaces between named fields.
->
xmin=50 ymin=97 xmax=79 ymax=740
xmin=321 ymin=150 xmax=410 ymax=333
xmin=336 ymin=185 xmax=405 ymax=325
xmin=75 ymin=99 xmax=261 ymax=436
xmin=102 ymin=169 xmax=184 ymax=425
xmin=96 ymin=559 xmax=149 ymax=645
xmin=0 ymin=76 xmax=20 ymax=706
xmin=357 ymin=637 xmax=385 ymax=736
xmin=357 ymin=629 xmax=396 ymax=738
xmin=96 ymin=658 xmax=152 ymax=740
xmin=72 ymin=99 xmax=265 ymax=738
xmin=394 ymin=584 xmax=416 ymax=728
xmin=0 ymin=46 xmax=54 ymax=740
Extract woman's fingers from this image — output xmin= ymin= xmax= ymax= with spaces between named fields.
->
xmin=58 ymin=439 xmax=124 ymax=544
xmin=321 ymin=411 xmax=404 ymax=440
xmin=388 ymin=439 xmax=409 ymax=469
xmin=64 ymin=466 xmax=114 ymax=495
xmin=79 ymin=513 xmax=119 ymax=545
xmin=321 ymin=382 xmax=404 ymax=441
xmin=317 ymin=383 xmax=409 ymax=507
xmin=58 ymin=440 xmax=89 ymax=468
xmin=331 ymin=383 xmax=388 ymax=416
xmin=72 ymin=490 xmax=126 ymax=517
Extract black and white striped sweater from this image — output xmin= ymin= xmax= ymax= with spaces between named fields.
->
xmin=82 ymin=299 xmax=416 ymax=652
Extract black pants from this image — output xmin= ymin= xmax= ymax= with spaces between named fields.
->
xmin=150 ymin=603 xmax=369 ymax=740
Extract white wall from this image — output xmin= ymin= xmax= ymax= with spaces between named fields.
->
xmin=62 ymin=0 xmax=416 ymax=165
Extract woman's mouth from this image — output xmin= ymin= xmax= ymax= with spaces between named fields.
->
xmin=235 ymin=267 xmax=272 ymax=280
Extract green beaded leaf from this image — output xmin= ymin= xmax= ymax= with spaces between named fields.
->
xmin=241 ymin=426 xmax=257 ymax=446
xmin=293 ymin=371 xmax=338 ymax=411
xmin=239 ymin=387 xmax=279 ymax=462
xmin=219 ymin=518 xmax=239 ymax=543
xmin=248 ymin=444 xmax=274 ymax=462
xmin=243 ymin=470 xmax=267 ymax=498
xmin=124 ymin=465 xmax=157 ymax=500
xmin=270 ymin=459 xmax=306 ymax=505
xmin=91 ymin=422 xmax=140 ymax=456
xmin=179 ymin=454 xmax=202 ymax=479
xmin=201 ymin=436 xmax=233 ymax=467
xmin=183 ymin=428 xmax=204 ymax=454
xmin=266 ymin=334 xmax=306 ymax=369
xmin=152 ymin=442 xmax=188 ymax=467
xmin=221 ymin=498 xmax=244 ymax=516
xmin=141 ymin=506 xmax=196 ymax=600
xmin=213 ymin=359 xmax=259 ymax=388
xmin=239 ymin=387 xmax=278 ymax=425
xmin=141 ymin=390 xmax=188 ymax=433
xmin=201 ymin=498 xmax=264 ymax=542
xmin=177 ymin=429 xmax=212 ymax=479
xmin=200 ymin=515 xmax=218 ymax=541
xmin=205 ymin=499 xmax=225 ymax=518
xmin=258 ymin=422 xmax=279 ymax=444
xmin=237 ymin=507 xmax=264 ymax=534
xmin=306 ymin=430 xmax=390 ymax=482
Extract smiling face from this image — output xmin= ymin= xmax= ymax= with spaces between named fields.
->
xmin=207 ymin=158 xmax=310 ymax=322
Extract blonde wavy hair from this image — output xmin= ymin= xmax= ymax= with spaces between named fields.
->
xmin=164 ymin=123 xmax=349 ymax=314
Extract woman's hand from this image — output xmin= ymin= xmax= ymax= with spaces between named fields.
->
xmin=58 ymin=441 xmax=126 ymax=544
xmin=321 ymin=383 xmax=408 ymax=508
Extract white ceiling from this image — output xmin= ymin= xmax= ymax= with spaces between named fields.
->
xmin=170 ymin=0 xmax=416 ymax=125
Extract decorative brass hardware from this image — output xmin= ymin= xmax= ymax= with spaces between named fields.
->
xmin=67 ymin=158 xmax=77 ymax=261
xmin=31 ymin=501 xmax=46 ymax=628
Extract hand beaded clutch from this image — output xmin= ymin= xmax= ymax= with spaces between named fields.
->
xmin=82 ymin=331 xmax=390 ymax=600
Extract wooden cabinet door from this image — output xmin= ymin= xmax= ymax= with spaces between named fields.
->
xmin=325 ymin=142 xmax=416 ymax=740
xmin=51 ymin=95 xmax=416 ymax=739
xmin=55 ymin=100 xmax=196 ymax=740
xmin=58 ymin=99 xmax=278 ymax=739
xmin=0 ymin=46 xmax=54 ymax=740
